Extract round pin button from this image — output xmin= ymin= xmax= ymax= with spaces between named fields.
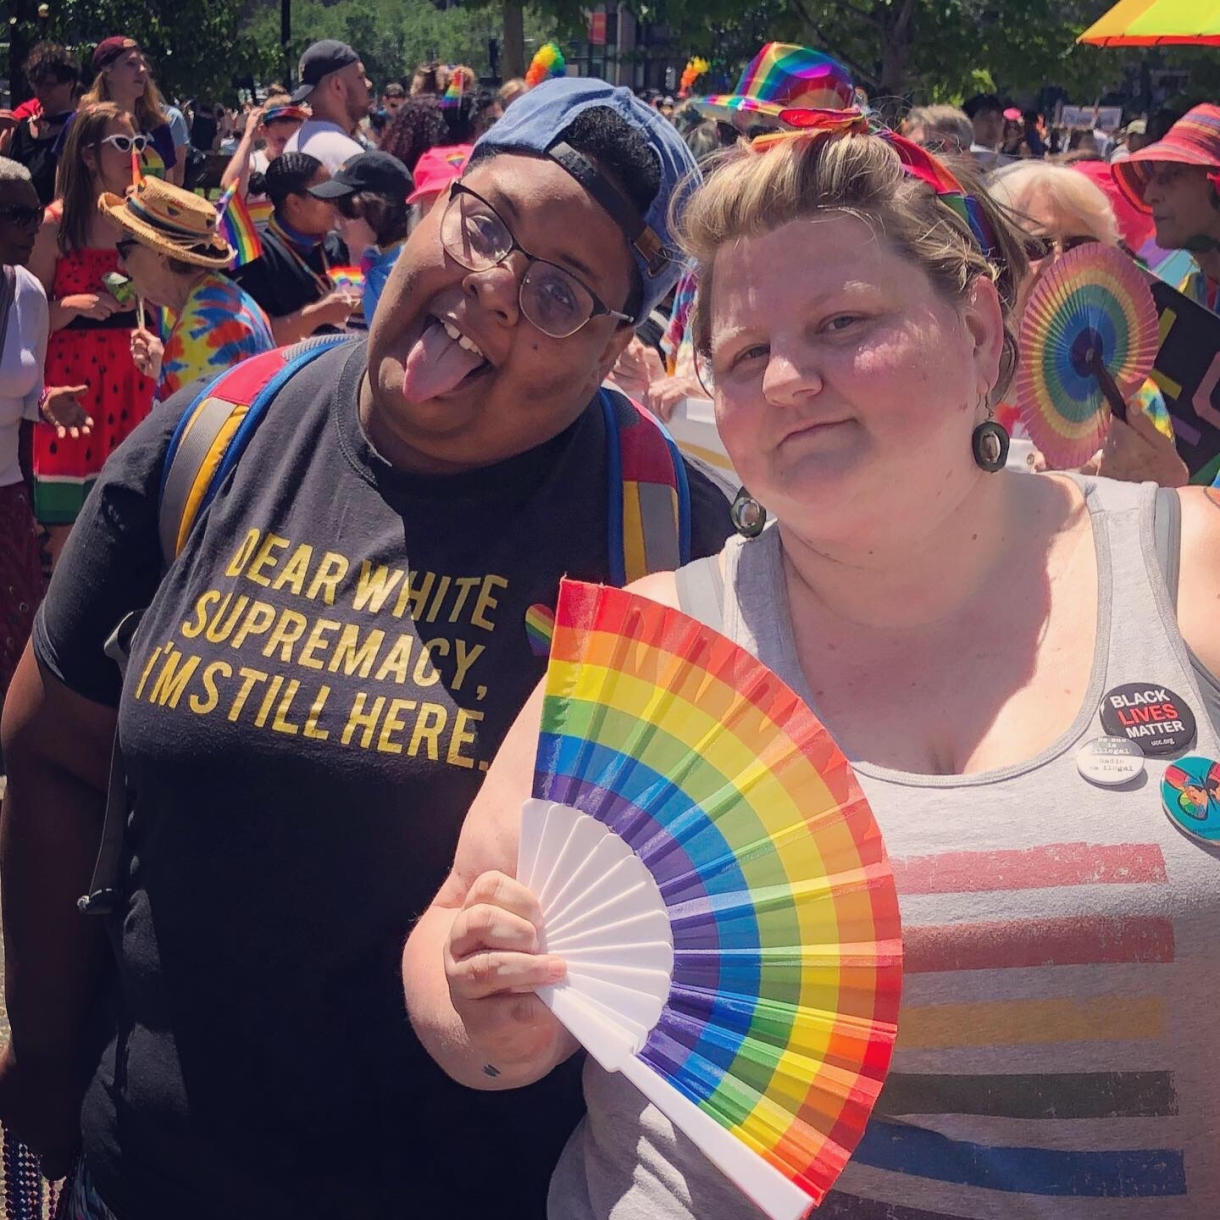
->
xmin=1160 ymin=756 xmax=1220 ymax=844
xmin=1099 ymin=682 xmax=1196 ymax=757
xmin=1076 ymin=736 xmax=1146 ymax=786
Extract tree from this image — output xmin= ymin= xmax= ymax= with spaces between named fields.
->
xmin=7 ymin=0 xmax=258 ymax=100
xmin=590 ymin=0 xmax=1122 ymax=109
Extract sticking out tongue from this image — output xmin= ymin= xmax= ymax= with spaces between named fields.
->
xmin=401 ymin=320 xmax=486 ymax=404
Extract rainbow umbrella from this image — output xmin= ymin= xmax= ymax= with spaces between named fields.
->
xmin=1079 ymin=0 xmax=1220 ymax=46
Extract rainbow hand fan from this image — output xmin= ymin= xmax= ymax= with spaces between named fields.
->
xmin=519 ymin=580 xmax=902 ymax=1220
xmin=1017 ymin=243 xmax=1159 ymax=469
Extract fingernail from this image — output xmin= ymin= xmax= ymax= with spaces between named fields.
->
xmin=546 ymin=958 xmax=566 ymax=983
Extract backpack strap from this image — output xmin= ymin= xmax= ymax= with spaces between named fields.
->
xmin=158 ymin=335 xmax=350 ymax=566
xmin=599 ymin=386 xmax=691 ymax=586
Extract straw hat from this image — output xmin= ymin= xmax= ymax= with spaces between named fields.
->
xmin=98 ymin=176 xmax=235 ymax=269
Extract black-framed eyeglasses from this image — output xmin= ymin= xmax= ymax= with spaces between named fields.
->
xmin=116 ymin=237 xmax=140 ymax=260
xmin=0 ymin=203 xmax=42 ymax=229
xmin=439 ymin=182 xmax=635 ymax=339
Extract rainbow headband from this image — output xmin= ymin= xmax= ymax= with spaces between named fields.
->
xmin=262 ymin=104 xmax=309 ymax=125
xmin=752 ymin=108 xmax=999 ymax=261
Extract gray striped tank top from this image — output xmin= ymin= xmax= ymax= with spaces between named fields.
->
xmin=548 ymin=476 xmax=1220 ymax=1220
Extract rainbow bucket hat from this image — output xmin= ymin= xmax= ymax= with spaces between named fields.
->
xmin=1112 ymin=103 xmax=1220 ymax=214
xmin=698 ymin=43 xmax=854 ymax=122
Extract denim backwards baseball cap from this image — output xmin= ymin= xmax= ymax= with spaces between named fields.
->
xmin=471 ymin=77 xmax=699 ymax=319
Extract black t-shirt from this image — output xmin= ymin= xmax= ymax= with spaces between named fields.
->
xmin=10 ymin=116 xmax=67 ymax=206
xmin=34 ymin=340 xmax=732 ymax=1220
xmin=232 ymin=228 xmax=349 ymax=321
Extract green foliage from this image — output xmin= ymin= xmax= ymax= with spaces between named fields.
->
xmin=242 ymin=0 xmax=557 ymax=90
xmin=13 ymin=0 xmax=259 ymax=98
xmin=14 ymin=0 xmax=1217 ymax=109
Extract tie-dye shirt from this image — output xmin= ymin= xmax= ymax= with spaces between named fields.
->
xmin=157 ymin=272 xmax=275 ymax=402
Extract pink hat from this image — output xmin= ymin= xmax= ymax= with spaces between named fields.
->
xmin=1112 ymin=103 xmax=1220 ymax=214
xmin=407 ymin=143 xmax=473 ymax=204
xmin=1003 ymin=107 xmax=1021 ymax=121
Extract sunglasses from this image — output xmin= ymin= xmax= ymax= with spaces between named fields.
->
xmin=0 ymin=203 xmax=42 ymax=228
xmin=100 ymin=133 xmax=150 ymax=155
xmin=1024 ymin=233 xmax=1098 ymax=261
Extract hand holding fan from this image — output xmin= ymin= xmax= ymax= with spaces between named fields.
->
xmin=518 ymin=580 xmax=902 ymax=1220
xmin=1016 ymin=243 xmax=1159 ymax=469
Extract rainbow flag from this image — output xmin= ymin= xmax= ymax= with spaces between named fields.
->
xmin=440 ymin=75 xmax=463 ymax=109
xmin=247 ymin=197 xmax=274 ymax=227
xmin=215 ymin=184 xmax=262 ymax=268
xmin=327 ymin=265 xmax=366 ymax=297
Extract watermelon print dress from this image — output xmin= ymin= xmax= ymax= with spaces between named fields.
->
xmin=32 ymin=237 xmax=155 ymax=525
xmin=156 ymin=272 xmax=275 ymax=403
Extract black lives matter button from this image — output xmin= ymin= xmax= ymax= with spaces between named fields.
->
xmin=1099 ymin=683 xmax=1196 ymax=756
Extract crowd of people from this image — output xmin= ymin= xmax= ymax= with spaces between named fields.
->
xmin=0 ymin=27 xmax=1217 ymax=1220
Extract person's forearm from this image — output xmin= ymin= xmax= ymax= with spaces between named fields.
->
xmin=48 ymin=301 xmax=79 ymax=333
xmin=271 ymin=302 xmax=328 ymax=347
xmin=0 ymin=657 xmax=110 ymax=1057
xmin=403 ymin=905 xmax=577 ymax=1091
xmin=220 ymin=128 xmax=258 ymax=195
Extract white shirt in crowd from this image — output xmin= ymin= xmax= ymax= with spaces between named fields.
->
xmin=0 ymin=266 xmax=46 ymax=489
xmin=285 ymin=120 xmax=365 ymax=172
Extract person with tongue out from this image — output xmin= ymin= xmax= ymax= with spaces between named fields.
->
xmin=0 ymin=77 xmax=731 ymax=1220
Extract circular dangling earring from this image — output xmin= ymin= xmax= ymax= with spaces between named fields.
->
xmin=971 ymin=396 xmax=1009 ymax=473
xmin=731 ymin=487 xmax=767 ymax=538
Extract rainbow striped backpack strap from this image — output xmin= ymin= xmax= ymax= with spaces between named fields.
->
xmin=157 ymin=334 xmax=350 ymax=566
xmin=599 ymin=386 xmax=691 ymax=586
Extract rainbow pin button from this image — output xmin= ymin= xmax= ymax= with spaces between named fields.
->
xmin=1160 ymin=755 xmax=1220 ymax=844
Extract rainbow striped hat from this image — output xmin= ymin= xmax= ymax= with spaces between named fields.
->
xmin=1112 ymin=103 xmax=1220 ymax=214
xmin=698 ymin=43 xmax=854 ymax=122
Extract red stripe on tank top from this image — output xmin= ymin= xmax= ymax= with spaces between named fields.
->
xmin=905 ymin=914 xmax=1176 ymax=972
xmin=893 ymin=843 xmax=1167 ymax=894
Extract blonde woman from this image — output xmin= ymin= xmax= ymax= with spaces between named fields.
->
xmin=406 ymin=117 xmax=1220 ymax=1218
xmin=80 ymin=37 xmax=187 ymax=185
xmin=987 ymin=159 xmax=1190 ymax=486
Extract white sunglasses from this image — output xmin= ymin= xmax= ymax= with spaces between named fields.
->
xmin=100 ymin=133 xmax=151 ymax=154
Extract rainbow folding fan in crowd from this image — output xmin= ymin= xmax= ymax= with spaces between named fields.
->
xmin=519 ymin=580 xmax=902 ymax=1220
xmin=215 ymin=184 xmax=262 ymax=268
xmin=1017 ymin=243 xmax=1159 ymax=469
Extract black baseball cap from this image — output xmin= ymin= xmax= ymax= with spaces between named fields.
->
xmin=307 ymin=150 xmax=413 ymax=200
xmin=291 ymin=40 xmax=360 ymax=103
